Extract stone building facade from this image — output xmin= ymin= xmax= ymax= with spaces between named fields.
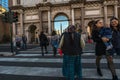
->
xmin=9 ymin=0 xmax=120 ymax=43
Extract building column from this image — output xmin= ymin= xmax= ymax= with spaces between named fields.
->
xmin=72 ymin=8 xmax=75 ymax=25
xmin=48 ymin=10 xmax=51 ymax=35
xmin=12 ymin=23 xmax=16 ymax=43
xmin=20 ymin=12 xmax=24 ymax=35
xmin=81 ymin=7 xmax=85 ymax=32
xmin=114 ymin=4 xmax=118 ymax=18
xmin=13 ymin=0 xmax=17 ymax=6
xmin=104 ymin=5 xmax=108 ymax=25
xmin=39 ymin=10 xmax=42 ymax=32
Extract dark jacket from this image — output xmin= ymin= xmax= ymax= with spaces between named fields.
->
xmin=22 ymin=36 xmax=27 ymax=43
xmin=112 ymin=30 xmax=120 ymax=49
xmin=99 ymin=27 xmax=112 ymax=39
xmin=61 ymin=32 xmax=82 ymax=55
xmin=39 ymin=34 xmax=48 ymax=46
xmin=92 ymin=29 xmax=106 ymax=56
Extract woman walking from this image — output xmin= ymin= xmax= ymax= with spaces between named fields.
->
xmin=58 ymin=25 xmax=85 ymax=80
xmin=39 ymin=31 xmax=48 ymax=56
xmin=110 ymin=17 xmax=120 ymax=56
xmin=92 ymin=20 xmax=118 ymax=80
xmin=51 ymin=31 xmax=59 ymax=56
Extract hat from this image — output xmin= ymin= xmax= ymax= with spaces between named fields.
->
xmin=110 ymin=16 xmax=119 ymax=22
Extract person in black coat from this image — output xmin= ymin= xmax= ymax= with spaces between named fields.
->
xmin=92 ymin=20 xmax=118 ymax=80
xmin=110 ymin=17 xmax=120 ymax=56
xmin=39 ymin=31 xmax=48 ymax=56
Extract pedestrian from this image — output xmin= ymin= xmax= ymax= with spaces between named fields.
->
xmin=39 ymin=31 xmax=48 ymax=56
xmin=35 ymin=32 xmax=39 ymax=44
xmin=15 ymin=35 xmax=22 ymax=49
xmin=58 ymin=25 xmax=85 ymax=80
xmin=92 ymin=20 xmax=118 ymax=80
xmin=51 ymin=31 xmax=59 ymax=57
xmin=110 ymin=17 xmax=120 ymax=56
xmin=22 ymin=34 xmax=27 ymax=49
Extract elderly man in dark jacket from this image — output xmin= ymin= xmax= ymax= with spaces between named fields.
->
xmin=58 ymin=25 xmax=85 ymax=80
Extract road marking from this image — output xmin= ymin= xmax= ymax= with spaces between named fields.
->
xmin=0 ymin=66 xmax=119 ymax=79
xmin=0 ymin=57 xmax=119 ymax=63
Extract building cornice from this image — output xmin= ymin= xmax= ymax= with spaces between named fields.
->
xmin=10 ymin=0 xmax=119 ymax=11
xmin=9 ymin=5 xmax=24 ymax=10
xmin=84 ymin=1 xmax=102 ymax=4
xmin=36 ymin=2 xmax=52 ymax=7
xmin=24 ymin=6 xmax=38 ymax=10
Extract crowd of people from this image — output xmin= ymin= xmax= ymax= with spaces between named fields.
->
xmin=57 ymin=17 xmax=120 ymax=80
xmin=13 ymin=16 xmax=120 ymax=80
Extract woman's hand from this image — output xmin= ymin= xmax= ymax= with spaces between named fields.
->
xmin=102 ymin=37 xmax=109 ymax=42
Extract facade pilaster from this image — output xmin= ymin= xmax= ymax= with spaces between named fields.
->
xmin=39 ymin=10 xmax=42 ymax=32
xmin=72 ymin=8 xmax=75 ymax=25
xmin=48 ymin=10 xmax=51 ymax=35
xmin=13 ymin=0 xmax=17 ymax=6
xmin=81 ymin=7 xmax=84 ymax=32
xmin=104 ymin=5 xmax=108 ymax=25
xmin=114 ymin=4 xmax=118 ymax=18
xmin=20 ymin=12 xmax=24 ymax=35
xmin=12 ymin=23 xmax=16 ymax=43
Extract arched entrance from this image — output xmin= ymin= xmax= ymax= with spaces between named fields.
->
xmin=28 ymin=25 xmax=37 ymax=43
xmin=54 ymin=14 xmax=69 ymax=34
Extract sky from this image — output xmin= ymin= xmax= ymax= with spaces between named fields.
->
xmin=0 ymin=0 xmax=8 ymax=11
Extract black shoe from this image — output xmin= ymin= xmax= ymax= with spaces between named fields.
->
xmin=107 ymin=62 xmax=110 ymax=70
xmin=45 ymin=51 xmax=48 ymax=54
xmin=53 ymin=54 xmax=56 ymax=57
xmin=42 ymin=53 xmax=44 ymax=56
xmin=112 ymin=75 xmax=118 ymax=80
xmin=97 ymin=67 xmax=103 ymax=76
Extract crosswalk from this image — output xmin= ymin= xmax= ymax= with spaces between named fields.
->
xmin=0 ymin=47 xmax=119 ymax=80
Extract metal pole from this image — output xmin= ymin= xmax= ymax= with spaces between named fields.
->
xmin=10 ymin=23 xmax=13 ymax=52
xmin=9 ymin=9 xmax=13 ymax=53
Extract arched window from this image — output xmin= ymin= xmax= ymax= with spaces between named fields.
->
xmin=54 ymin=15 xmax=69 ymax=34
